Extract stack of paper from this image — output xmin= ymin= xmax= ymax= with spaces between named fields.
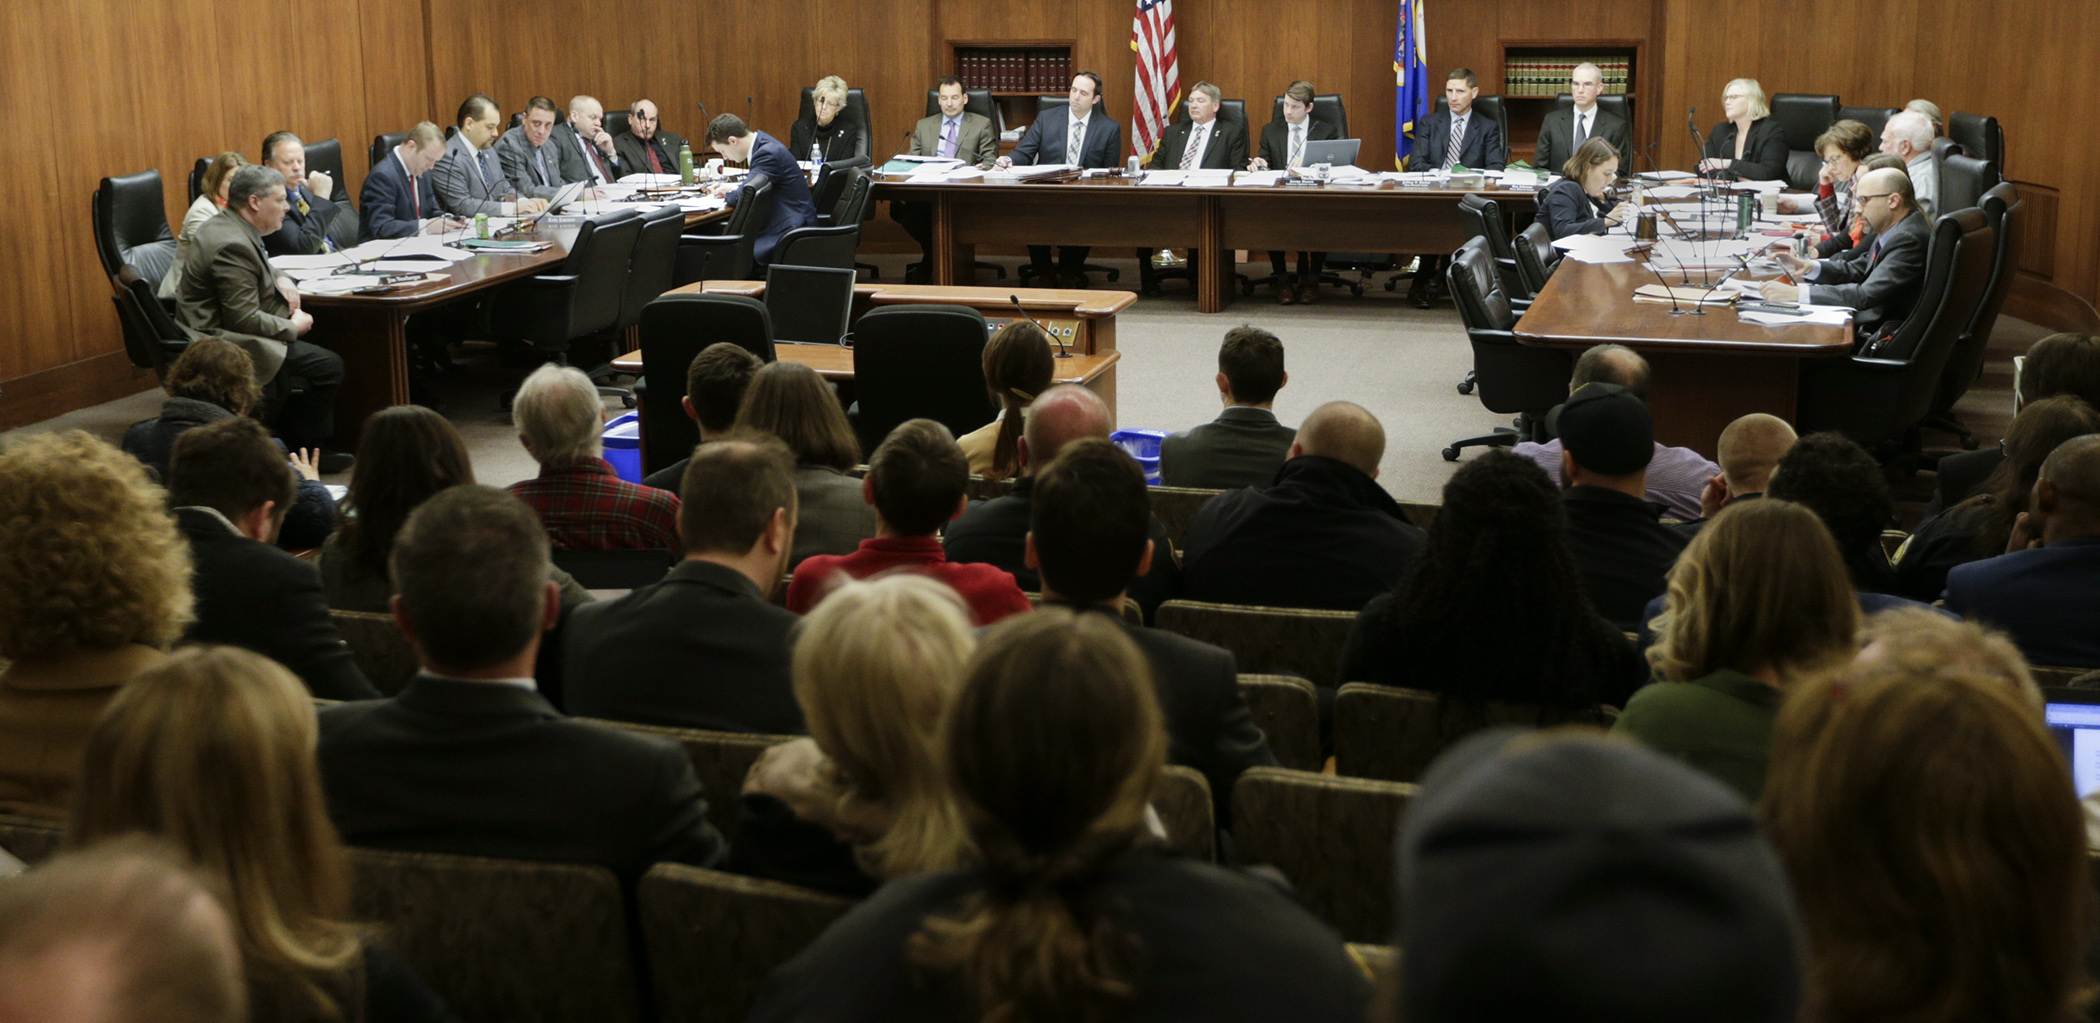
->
xmin=1738 ymin=305 xmax=1851 ymax=327
xmin=617 ymin=173 xmax=682 ymax=186
xmin=1554 ymin=235 xmax=1635 ymax=264
xmin=1137 ymin=170 xmax=1186 ymax=186
xmin=986 ymin=163 xmax=1075 ymax=180
xmin=1180 ymin=169 xmax=1233 ymax=187
xmin=903 ymin=159 xmax=965 ymax=181
xmin=1234 ymin=170 xmax=1285 ymax=187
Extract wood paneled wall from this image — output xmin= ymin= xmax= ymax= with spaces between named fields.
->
xmin=9 ymin=0 xmax=2097 ymax=428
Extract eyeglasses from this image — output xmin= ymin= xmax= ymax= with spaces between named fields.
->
xmin=1856 ymin=192 xmax=1896 ymax=205
xmin=1723 ymin=93 xmax=1747 ymax=101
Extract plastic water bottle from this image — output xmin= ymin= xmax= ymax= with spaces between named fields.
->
xmin=678 ymin=143 xmax=694 ymax=185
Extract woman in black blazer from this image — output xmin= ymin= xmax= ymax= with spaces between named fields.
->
xmin=1541 ymin=138 xmax=1638 ymax=239
xmin=1698 ymin=77 xmax=1789 ymax=181
xmin=788 ymin=75 xmax=862 ymax=164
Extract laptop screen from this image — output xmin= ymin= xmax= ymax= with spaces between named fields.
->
xmin=765 ymin=264 xmax=856 ymax=346
xmin=2044 ymin=694 xmax=2100 ymax=797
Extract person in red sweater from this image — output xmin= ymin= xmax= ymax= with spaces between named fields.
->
xmin=788 ymin=419 xmax=1031 ymax=625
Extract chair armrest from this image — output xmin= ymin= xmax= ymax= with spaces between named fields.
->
xmin=1509 ymin=297 xmax=1532 ymax=314
xmin=517 ymin=274 xmax=580 ymax=290
xmin=678 ymin=234 xmax=737 ymax=248
xmin=1465 ymin=328 xmax=1522 ymax=346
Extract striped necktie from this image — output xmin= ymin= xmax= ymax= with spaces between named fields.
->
xmin=1180 ymin=123 xmax=1204 ymax=170
xmin=1067 ymin=118 xmax=1083 ymax=166
xmin=1289 ymin=124 xmax=1304 ymax=168
xmin=1442 ymin=116 xmax=1466 ymax=171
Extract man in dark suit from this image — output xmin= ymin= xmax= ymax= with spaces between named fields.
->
xmin=1160 ymin=326 xmax=1297 ymax=489
xmin=896 ymin=77 xmax=1001 ymax=283
xmin=317 ymin=484 xmax=726 ymax=884
xmin=614 ymin=98 xmax=687 ymax=177
xmin=1533 ymin=62 xmax=1633 ymax=174
xmin=1252 ymin=80 xmax=1342 ymax=303
xmin=1407 ymin=68 xmax=1508 ymax=308
xmin=705 ymin=114 xmax=819 ymax=268
xmin=564 ymin=432 xmax=804 ymax=733
xmin=1555 ymin=386 xmax=1690 ymax=630
xmin=165 ymin=418 xmax=376 ymax=701
xmin=1180 ymin=401 xmax=1425 ymax=611
xmin=551 ymin=95 xmax=625 ymax=188
xmin=1943 ymin=435 xmax=2100 ymax=668
xmin=998 ymin=71 xmax=1123 ymax=288
xmin=496 ymin=96 xmax=569 ymax=201
xmin=358 ymin=122 xmax=461 ymax=240
xmin=1137 ymin=81 xmax=1248 ymax=295
xmin=174 ymin=165 xmax=346 ymax=460
xmin=1030 ymin=436 xmax=1276 ymax=825
xmin=944 ymin=385 xmax=1181 ymax=620
xmin=1763 ymin=166 xmax=1930 ymax=342
xmin=257 ymin=131 xmax=354 ymax=256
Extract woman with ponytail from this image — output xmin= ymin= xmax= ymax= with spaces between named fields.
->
xmin=747 ymin=607 xmax=1369 ymax=1023
xmin=955 ymin=320 xmax=1056 ymax=481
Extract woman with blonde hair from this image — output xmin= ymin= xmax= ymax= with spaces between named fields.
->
xmin=748 ymin=608 xmax=1369 ymax=1022
xmin=728 ymin=574 xmax=976 ymax=896
xmin=789 ymin=75 xmax=862 ymax=164
xmin=954 ymin=320 xmax=1055 ymax=479
xmin=1612 ymin=498 xmax=1861 ymax=800
xmin=161 ymin=150 xmax=247 ymax=300
xmin=1763 ymin=661 xmax=2089 ymax=1023
xmin=0 ymin=431 xmax=192 ymax=818
xmin=1697 ymin=77 xmax=1788 ymax=181
xmin=736 ymin=360 xmax=875 ymax=564
xmin=69 ymin=646 xmax=453 ymax=1022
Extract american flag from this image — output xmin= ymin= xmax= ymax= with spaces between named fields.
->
xmin=1130 ymin=0 xmax=1179 ymax=160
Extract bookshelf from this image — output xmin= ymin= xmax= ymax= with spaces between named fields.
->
xmin=1498 ymin=41 xmax=1642 ymax=162
xmin=950 ymin=39 xmax=1076 ymax=152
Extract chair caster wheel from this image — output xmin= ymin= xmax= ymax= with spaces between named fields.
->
xmin=1456 ymin=381 xmax=1475 ymax=395
xmin=1442 ymin=446 xmax=1462 ymax=462
xmin=1349 ymin=284 xmax=1365 ymax=297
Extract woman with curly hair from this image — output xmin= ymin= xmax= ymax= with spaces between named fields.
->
xmin=0 ymin=431 xmax=193 ymax=818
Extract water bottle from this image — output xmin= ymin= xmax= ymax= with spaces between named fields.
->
xmin=1735 ymin=193 xmax=1755 ymax=236
xmin=678 ymin=143 xmax=694 ymax=185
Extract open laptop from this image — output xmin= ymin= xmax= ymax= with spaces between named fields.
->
xmin=2043 ymin=688 xmax=2100 ymax=797
xmin=1300 ymin=138 xmax=1361 ymax=167
xmin=765 ymin=264 xmax=857 ymax=347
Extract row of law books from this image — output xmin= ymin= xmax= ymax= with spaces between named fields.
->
xmin=1503 ymin=57 xmax=1633 ymax=97
xmin=956 ymin=49 xmax=1072 ymax=94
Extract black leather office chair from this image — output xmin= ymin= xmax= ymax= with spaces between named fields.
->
xmin=774 ymin=173 xmax=869 ymax=271
xmin=1513 ymin=222 xmax=1560 ymax=297
xmin=110 ymin=266 xmax=190 ymax=378
xmin=810 ymin=157 xmax=869 ymax=223
xmin=93 ymin=170 xmax=177 ymax=290
xmin=604 ymin=109 xmax=630 ymax=138
xmin=1796 ymin=209 xmax=1994 ymax=454
xmin=369 ymin=132 xmax=410 ymax=175
xmin=674 ymin=172 xmax=775 ymax=285
xmin=1771 ymin=94 xmax=1840 ymax=190
xmin=1553 ymin=92 xmax=1633 ymax=124
xmin=849 ymin=304 xmax=997 ymax=453
xmin=187 ymin=158 xmax=211 ymax=204
xmin=489 ymin=208 xmax=644 ymax=357
xmin=304 ymin=138 xmax=349 ymax=208
xmin=634 ymin=293 xmax=775 ymax=476
xmin=1937 ymin=151 xmax=1999 ymax=219
xmin=1921 ymin=183 xmax=2022 ymax=450
xmin=1442 ymin=237 xmax=1572 ymax=461
xmin=1839 ymin=105 xmax=1899 ymax=138
xmin=612 ymin=205 xmax=687 ymax=338
xmin=1948 ymin=112 xmax=2004 ymax=170
xmin=1014 ymin=95 xmax=1119 ymax=287
xmin=924 ymin=88 xmax=996 ymax=122
xmin=1268 ymin=94 xmax=1349 ymax=136
xmin=795 ymin=87 xmax=873 ymax=161
xmin=1456 ymin=193 xmax=1528 ymax=300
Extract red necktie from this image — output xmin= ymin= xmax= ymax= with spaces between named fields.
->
xmin=645 ymin=144 xmax=663 ymax=174
xmin=409 ymin=174 xmax=419 ymax=215
xmin=590 ymin=145 xmax=612 ymax=182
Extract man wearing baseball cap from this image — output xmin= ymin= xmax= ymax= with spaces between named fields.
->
xmin=1556 ymin=383 xmax=1690 ymax=629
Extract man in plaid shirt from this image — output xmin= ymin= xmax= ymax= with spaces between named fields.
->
xmin=506 ymin=364 xmax=680 ymax=549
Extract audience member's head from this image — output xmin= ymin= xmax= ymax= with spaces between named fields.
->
xmin=865 ymin=419 xmax=969 ymax=537
xmin=0 ymin=432 xmax=191 ymax=663
xmin=1380 ymin=450 xmax=1616 ymax=707
xmin=736 ymin=360 xmax=860 ymax=471
xmin=389 ymin=485 xmax=557 ymax=676
xmin=678 ymin=429 xmax=798 ymax=585
xmin=1028 ymin=437 xmax=1152 ymax=605
xmin=793 ymin=575 xmax=975 ymax=878
xmin=1964 ymin=396 xmax=2100 ymax=553
xmin=1017 ymin=384 xmax=1112 ymax=476
xmin=162 ymin=338 xmax=262 ymax=417
xmin=1764 ymin=660 xmax=2086 ymax=1023
xmin=0 ymin=840 xmax=244 ymax=1023
xmin=511 ymin=363 xmax=604 ymax=469
xmin=70 ymin=646 xmax=362 ymax=1021
xmin=1569 ymin=343 xmax=1649 ymax=402
xmin=167 ymin=417 xmax=297 ymax=543
xmin=1396 ymin=730 xmax=1801 ymax=1023
xmin=909 ymin=607 xmax=1163 ymax=1022
xmin=2020 ymin=333 xmax=2100 ymax=410
xmin=1765 ymin=431 xmax=1893 ymax=589
xmin=340 ymin=405 xmax=475 ymax=581
xmin=2030 ymin=433 xmax=2100 ymax=543
xmin=979 ymin=321 xmax=1056 ymax=477
xmin=1556 ymin=384 xmax=1654 ymax=490
xmin=1712 ymin=413 xmax=1797 ymax=500
xmin=1217 ymin=325 xmax=1287 ymax=407
xmin=1290 ymin=401 xmax=1384 ymax=477
xmin=1851 ymin=606 xmax=2039 ymax=708
xmin=1649 ymin=498 xmax=1861 ymax=687
xmin=683 ymin=342 xmax=763 ymax=441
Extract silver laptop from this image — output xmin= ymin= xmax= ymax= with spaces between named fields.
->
xmin=1300 ymin=138 xmax=1361 ymax=167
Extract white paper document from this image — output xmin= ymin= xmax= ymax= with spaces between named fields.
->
xmin=617 ymin=173 xmax=681 ymax=186
xmin=1234 ymin=170 xmax=1285 ymax=187
xmin=986 ymin=163 xmax=1076 ymax=180
xmin=904 ymin=160 xmax=965 ymax=181
xmin=1181 ymin=169 xmax=1234 ymax=187
xmin=1137 ymin=170 xmax=1187 ymax=186
xmin=1643 ymin=184 xmax=1703 ymax=199
xmin=1739 ymin=306 xmax=1852 ymax=327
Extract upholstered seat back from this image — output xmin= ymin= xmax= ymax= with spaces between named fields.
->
xmin=93 ymin=169 xmax=176 ymax=285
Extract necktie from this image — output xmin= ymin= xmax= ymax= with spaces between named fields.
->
xmin=1868 ymin=236 xmax=1884 ymax=269
xmin=1289 ymin=124 xmax=1304 ymax=168
xmin=1575 ymin=112 xmax=1588 ymax=148
xmin=1443 ymin=116 xmax=1466 ymax=171
xmin=480 ymin=150 xmax=497 ymax=190
xmin=409 ymin=173 xmax=419 ymax=216
xmin=536 ymin=146 xmax=551 ymax=186
xmin=645 ymin=141 xmax=663 ymax=174
xmin=1067 ymin=118 xmax=1083 ymax=166
xmin=587 ymin=139 xmax=611 ymax=183
xmin=293 ymin=190 xmax=310 ymax=216
xmin=940 ymin=119 xmax=958 ymax=159
xmin=1180 ymin=124 xmax=1203 ymax=170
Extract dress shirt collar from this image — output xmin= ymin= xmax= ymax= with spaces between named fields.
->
xmin=393 ymin=146 xmax=417 ymax=182
xmin=1218 ymin=405 xmax=1280 ymax=424
xmin=174 ymin=505 xmax=243 ymax=536
xmin=421 ymin=669 xmax=537 ymax=692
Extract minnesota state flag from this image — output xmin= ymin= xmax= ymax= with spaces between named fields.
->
xmin=1394 ymin=0 xmax=1428 ymax=168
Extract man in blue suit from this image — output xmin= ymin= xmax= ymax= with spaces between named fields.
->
xmin=359 ymin=122 xmax=464 ymax=240
xmin=1407 ymin=69 xmax=1507 ymax=307
xmin=1944 ymin=434 xmax=2100 ymax=668
xmin=997 ymin=71 xmax=1123 ymax=288
xmin=705 ymin=114 xmax=817 ymax=269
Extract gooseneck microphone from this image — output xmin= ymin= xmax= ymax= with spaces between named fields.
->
xmin=1010 ymin=294 xmax=1070 ymax=358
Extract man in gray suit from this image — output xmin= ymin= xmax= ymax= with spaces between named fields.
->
xmin=175 ymin=165 xmax=347 ymax=466
xmin=1534 ymin=63 xmax=1632 ymax=173
xmin=495 ymin=96 xmax=571 ymax=201
xmin=895 ymin=77 xmax=999 ymax=282
xmin=433 ymin=94 xmax=549 ymax=217
xmin=614 ymin=98 xmax=688 ymax=177
xmin=1160 ymin=326 xmax=1298 ymax=490
xmin=551 ymin=95 xmax=625 ymax=187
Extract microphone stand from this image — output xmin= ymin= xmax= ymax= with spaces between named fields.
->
xmin=1640 ymin=137 xmax=1698 ymax=287
xmin=1010 ymin=294 xmax=1069 ymax=358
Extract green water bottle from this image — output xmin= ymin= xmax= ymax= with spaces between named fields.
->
xmin=678 ymin=143 xmax=695 ymax=185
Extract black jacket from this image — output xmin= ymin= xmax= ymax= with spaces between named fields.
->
xmin=788 ymin=115 xmax=864 ymax=165
xmin=563 ymin=559 xmax=803 ymax=734
xmin=1539 ymin=176 xmax=1613 ymax=240
xmin=1179 ymin=456 xmax=1426 ymax=611
xmin=316 ymin=674 xmax=725 ymax=885
xmin=1154 ymin=117 xmax=1248 ymax=170
xmin=124 ymin=399 xmax=337 ymax=549
xmin=1158 ymin=406 xmax=1297 ymax=491
xmin=1703 ymin=118 xmax=1789 ymax=182
xmin=1561 ymin=486 xmax=1690 ymax=631
xmin=175 ymin=507 xmax=376 ymax=701
xmin=1926 ymin=446 xmax=2002 ymax=516
xmin=614 ymin=128 xmax=688 ymax=177
xmin=942 ymin=476 xmax=1181 ymax=620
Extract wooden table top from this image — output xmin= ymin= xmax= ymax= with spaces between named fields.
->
xmin=667 ymin=280 xmax=1137 ymax=317
xmin=1514 ymin=257 xmax=1854 ymax=356
xmin=612 ymin=344 xmax=1118 ymax=382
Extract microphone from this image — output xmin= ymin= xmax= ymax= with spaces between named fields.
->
xmin=1010 ymin=295 xmax=1070 ymax=359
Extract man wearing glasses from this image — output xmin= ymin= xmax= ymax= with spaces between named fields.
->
xmin=1760 ymin=167 xmax=1930 ymax=343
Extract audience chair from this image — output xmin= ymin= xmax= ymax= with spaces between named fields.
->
xmin=1230 ymin=767 xmax=1417 ymax=943
xmin=1796 ymin=208 xmax=1994 ymax=456
xmin=773 ymin=173 xmax=869 ymax=271
xmin=489 ymin=208 xmax=644 ymax=360
xmin=1153 ymin=599 xmax=1357 ymax=688
xmin=1948 ymin=111 xmax=2004 ymax=170
xmin=348 ymin=847 xmax=641 ymax=1023
xmin=549 ymin=548 xmax=675 ymax=590
xmin=1239 ymin=674 xmax=1322 ymax=771
xmin=368 ymin=132 xmax=410 ymax=176
xmin=1443 ymin=236 xmax=1572 ymax=461
xmin=1514 ymin=221 xmax=1560 ymax=297
xmin=579 ymin=717 xmax=795 ymax=841
xmin=674 ymin=172 xmax=773 ymax=285
xmin=637 ymin=864 xmax=853 ymax=1023
xmin=794 ymin=86 xmax=874 ymax=161
xmin=1155 ymin=764 xmax=1217 ymax=862
xmin=1397 ymin=500 xmax=1440 ymax=531
xmin=1020 ymin=591 xmax=1144 ymax=626
xmin=92 ymin=170 xmax=177 ymax=288
xmin=1351 ymin=943 xmax=1398 ymax=983
xmin=1330 ymin=682 xmax=1620 ymax=784
xmin=1149 ymin=485 xmax=1227 ymax=554
xmin=1922 ymin=183 xmax=2021 ymax=450
xmin=1770 ymin=93 xmax=1841 ymax=189
xmin=634 ymin=294 xmax=774 ymax=476
xmin=110 ymin=265 xmax=191 ymax=378
xmin=962 ymin=473 xmax=1017 ymax=502
xmin=329 ymin=609 xmax=419 ymax=697
xmin=0 ymin=813 xmax=63 ymax=866
xmin=1838 ymin=105 xmax=1900 ymax=138
xmin=849 ymin=304 xmax=996 ymax=453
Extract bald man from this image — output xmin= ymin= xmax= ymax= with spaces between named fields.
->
xmin=1675 ymin=413 xmax=1798 ymax=537
xmin=1944 ymin=435 xmax=2100 ymax=667
xmin=1179 ymin=401 xmax=1425 ymax=611
xmin=551 ymin=95 xmax=625 ymax=187
xmin=1513 ymin=344 xmax=1721 ymax=520
xmin=942 ymin=384 xmax=1181 ymax=618
xmin=1762 ymin=166 xmax=1930 ymax=341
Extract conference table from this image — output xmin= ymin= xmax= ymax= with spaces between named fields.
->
xmin=872 ymin=173 xmax=1539 ymax=313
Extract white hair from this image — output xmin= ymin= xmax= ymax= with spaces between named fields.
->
xmin=1886 ymin=110 xmax=1934 ymax=149
xmin=1571 ymin=62 xmax=1603 ymax=84
xmin=512 ymin=364 xmax=604 ymax=467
